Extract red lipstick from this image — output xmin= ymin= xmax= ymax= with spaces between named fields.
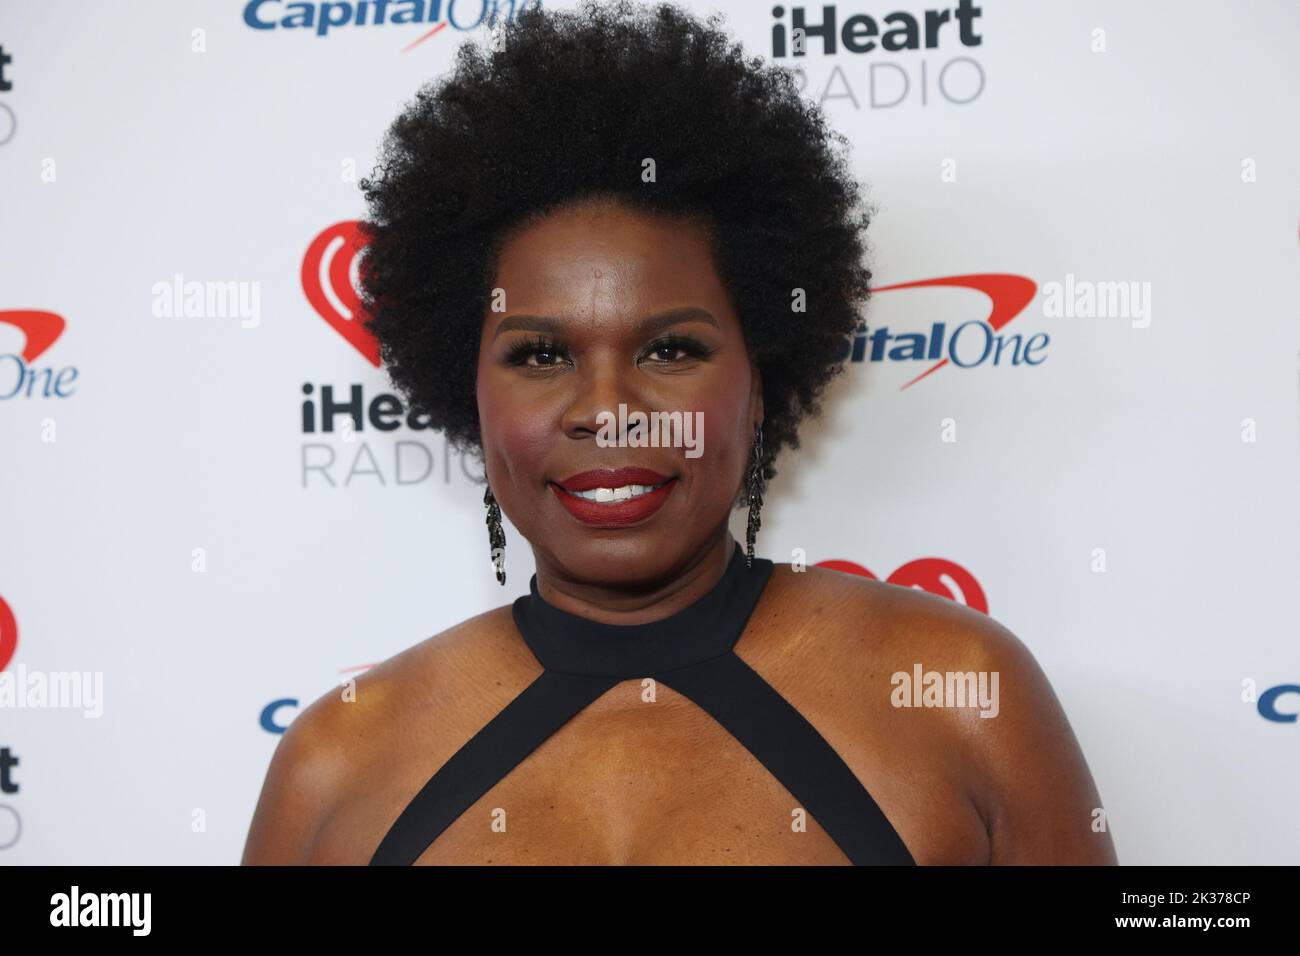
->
xmin=550 ymin=468 xmax=677 ymax=528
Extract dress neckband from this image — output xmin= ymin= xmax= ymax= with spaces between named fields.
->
xmin=512 ymin=540 xmax=775 ymax=679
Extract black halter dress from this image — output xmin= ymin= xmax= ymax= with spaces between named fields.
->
xmin=369 ymin=540 xmax=916 ymax=865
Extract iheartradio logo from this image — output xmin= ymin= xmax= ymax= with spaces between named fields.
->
xmin=302 ymin=221 xmax=379 ymax=367
xmin=814 ymin=557 xmax=989 ymax=613
xmin=0 ymin=596 xmax=17 ymax=673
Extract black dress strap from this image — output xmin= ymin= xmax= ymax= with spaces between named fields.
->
xmin=369 ymin=669 xmax=617 ymax=866
xmin=368 ymin=541 xmax=915 ymax=865
xmin=658 ymin=653 xmax=915 ymax=865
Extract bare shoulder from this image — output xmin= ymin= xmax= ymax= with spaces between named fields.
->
xmin=764 ymin=561 xmax=1064 ymax=713
xmin=753 ymin=561 xmax=1022 ymax=670
xmin=758 ymin=563 xmax=1118 ymax=864
xmin=240 ymin=603 xmax=537 ymax=864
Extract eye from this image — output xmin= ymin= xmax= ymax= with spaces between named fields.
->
xmin=504 ymin=335 xmax=571 ymax=368
xmin=641 ymin=334 xmax=715 ymax=364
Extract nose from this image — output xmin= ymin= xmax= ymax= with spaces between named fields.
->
xmin=560 ymin=353 xmax=647 ymax=442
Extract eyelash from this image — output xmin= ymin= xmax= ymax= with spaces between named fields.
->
xmin=503 ymin=334 xmax=715 ymax=368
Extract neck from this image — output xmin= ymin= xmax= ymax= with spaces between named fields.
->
xmin=530 ymin=530 xmax=738 ymax=627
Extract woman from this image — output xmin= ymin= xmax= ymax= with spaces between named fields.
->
xmin=243 ymin=0 xmax=1117 ymax=866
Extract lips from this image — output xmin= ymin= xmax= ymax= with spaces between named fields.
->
xmin=550 ymin=467 xmax=677 ymax=528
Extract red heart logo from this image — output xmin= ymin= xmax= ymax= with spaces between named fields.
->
xmin=815 ymin=557 xmax=988 ymax=613
xmin=302 ymin=221 xmax=380 ymax=367
xmin=0 ymin=596 xmax=18 ymax=673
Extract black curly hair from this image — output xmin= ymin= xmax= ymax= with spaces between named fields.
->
xmin=357 ymin=0 xmax=873 ymax=498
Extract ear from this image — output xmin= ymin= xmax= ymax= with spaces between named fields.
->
xmin=749 ymin=357 xmax=764 ymax=427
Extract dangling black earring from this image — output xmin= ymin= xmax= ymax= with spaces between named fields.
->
xmin=745 ymin=423 xmax=764 ymax=568
xmin=484 ymin=485 xmax=506 ymax=585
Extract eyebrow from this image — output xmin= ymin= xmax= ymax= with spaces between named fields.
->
xmin=490 ymin=307 xmax=719 ymax=342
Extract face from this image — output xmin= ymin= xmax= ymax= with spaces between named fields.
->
xmin=476 ymin=197 xmax=763 ymax=588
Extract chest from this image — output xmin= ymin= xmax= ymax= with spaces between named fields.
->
xmin=316 ymin=675 xmax=988 ymax=865
xmin=415 ymin=681 xmax=857 ymax=864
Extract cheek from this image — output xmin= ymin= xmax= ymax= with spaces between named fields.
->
xmin=682 ymin=371 xmax=755 ymax=486
xmin=476 ymin=370 xmax=552 ymax=487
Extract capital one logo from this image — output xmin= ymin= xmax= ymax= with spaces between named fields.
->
xmin=0 ymin=597 xmax=17 ymax=673
xmin=302 ymin=221 xmax=379 ymax=366
xmin=1259 ymin=684 xmax=1300 ymax=724
xmin=844 ymin=274 xmax=1044 ymax=388
xmin=815 ymin=557 xmax=988 ymax=613
xmin=0 ymin=310 xmax=78 ymax=400
xmin=242 ymin=0 xmax=541 ymax=47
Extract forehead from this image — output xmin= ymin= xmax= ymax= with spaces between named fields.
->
xmin=489 ymin=199 xmax=732 ymax=319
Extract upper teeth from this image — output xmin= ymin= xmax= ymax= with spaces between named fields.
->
xmin=569 ymin=482 xmax=665 ymax=502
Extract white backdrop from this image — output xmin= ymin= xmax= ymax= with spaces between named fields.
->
xmin=1 ymin=0 xmax=1297 ymax=865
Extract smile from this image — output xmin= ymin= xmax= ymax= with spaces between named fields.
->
xmin=549 ymin=473 xmax=678 ymax=528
